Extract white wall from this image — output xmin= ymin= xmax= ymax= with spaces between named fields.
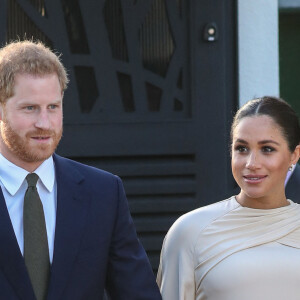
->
xmin=238 ymin=0 xmax=279 ymax=106
xmin=279 ymin=0 xmax=300 ymax=8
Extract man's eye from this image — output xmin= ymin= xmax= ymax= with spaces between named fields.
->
xmin=49 ymin=104 xmax=58 ymax=109
xmin=25 ymin=106 xmax=35 ymax=110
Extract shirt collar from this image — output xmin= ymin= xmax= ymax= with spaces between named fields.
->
xmin=0 ymin=153 xmax=55 ymax=195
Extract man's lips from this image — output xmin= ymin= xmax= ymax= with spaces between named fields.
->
xmin=243 ymin=174 xmax=267 ymax=183
xmin=31 ymin=136 xmax=51 ymax=141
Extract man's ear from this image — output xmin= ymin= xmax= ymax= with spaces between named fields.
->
xmin=291 ymin=144 xmax=300 ymax=166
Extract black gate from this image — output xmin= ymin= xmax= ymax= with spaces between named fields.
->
xmin=1 ymin=0 xmax=237 ymax=271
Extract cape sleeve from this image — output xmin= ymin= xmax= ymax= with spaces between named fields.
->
xmin=157 ymin=214 xmax=196 ymax=300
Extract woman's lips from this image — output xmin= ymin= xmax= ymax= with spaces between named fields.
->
xmin=243 ymin=175 xmax=267 ymax=183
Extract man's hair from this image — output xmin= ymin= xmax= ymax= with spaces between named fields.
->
xmin=0 ymin=40 xmax=69 ymax=103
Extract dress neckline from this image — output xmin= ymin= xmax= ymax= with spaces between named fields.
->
xmin=232 ymin=196 xmax=297 ymax=215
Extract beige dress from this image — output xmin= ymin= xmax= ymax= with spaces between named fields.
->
xmin=157 ymin=197 xmax=300 ymax=300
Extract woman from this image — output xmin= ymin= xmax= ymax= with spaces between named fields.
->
xmin=157 ymin=96 xmax=300 ymax=300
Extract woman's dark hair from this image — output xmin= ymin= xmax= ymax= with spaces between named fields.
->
xmin=231 ymin=96 xmax=300 ymax=152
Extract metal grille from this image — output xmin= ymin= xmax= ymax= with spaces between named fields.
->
xmin=140 ymin=0 xmax=175 ymax=77
xmin=104 ymin=0 xmax=129 ymax=61
xmin=7 ymin=0 xmax=51 ymax=46
xmin=73 ymin=154 xmax=197 ymax=270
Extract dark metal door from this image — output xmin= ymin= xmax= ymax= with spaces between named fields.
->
xmin=1 ymin=0 xmax=237 ymax=271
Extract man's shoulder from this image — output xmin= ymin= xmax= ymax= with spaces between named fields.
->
xmin=292 ymin=164 xmax=300 ymax=180
xmin=53 ymin=154 xmax=117 ymax=181
xmin=286 ymin=164 xmax=300 ymax=203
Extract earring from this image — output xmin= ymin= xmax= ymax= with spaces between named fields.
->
xmin=289 ymin=165 xmax=294 ymax=171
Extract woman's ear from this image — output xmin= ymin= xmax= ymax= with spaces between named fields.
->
xmin=291 ymin=144 xmax=300 ymax=166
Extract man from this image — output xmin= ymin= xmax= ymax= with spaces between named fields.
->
xmin=0 ymin=41 xmax=161 ymax=300
xmin=286 ymin=163 xmax=300 ymax=203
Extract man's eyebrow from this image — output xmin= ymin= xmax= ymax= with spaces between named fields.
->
xmin=18 ymin=98 xmax=62 ymax=104
xmin=50 ymin=99 xmax=63 ymax=104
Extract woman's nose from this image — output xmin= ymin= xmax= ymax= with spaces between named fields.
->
xmin=246 ymin=152 xmax=260 ymax=169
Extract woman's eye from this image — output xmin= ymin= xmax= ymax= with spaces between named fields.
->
xmin=262 ymin=146 xmax=275 ymax=153
xmin=235 ymin=145 xmax=248 ymax=153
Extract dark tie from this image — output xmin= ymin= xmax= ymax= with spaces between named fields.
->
xmin=23 ymin=173 xmax=50 ymax=300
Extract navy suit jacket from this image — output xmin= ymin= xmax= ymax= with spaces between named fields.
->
xmin=286 ymin=163 xmax=300 ymax=204
xmin=0 ymin=154 xmax=161 ymax=300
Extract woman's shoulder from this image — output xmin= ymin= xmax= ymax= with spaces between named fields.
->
xmin=165 ymin=196 xmax=239 ymax=243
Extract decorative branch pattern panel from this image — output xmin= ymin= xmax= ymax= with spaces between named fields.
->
xmin=5 ymin=0 xmax=190 ymax=122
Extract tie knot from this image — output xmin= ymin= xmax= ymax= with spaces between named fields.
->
xmin=26 ymin=173 xmax=39 ymax=187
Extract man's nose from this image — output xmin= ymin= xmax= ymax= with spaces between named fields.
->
xmin=35 ymin=110 xmax=50 ymax=129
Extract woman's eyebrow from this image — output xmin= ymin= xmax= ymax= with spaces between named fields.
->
xmin=258 ymin=140 xmax=280 ymax=145
xmin=234 ymin=139 xmax=248 ymax=144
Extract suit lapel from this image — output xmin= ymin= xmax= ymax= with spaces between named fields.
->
xmin=0 ymin=189 xmax=35 ymax=300
xmin=47 ymin=155 xmax=91 ymax=300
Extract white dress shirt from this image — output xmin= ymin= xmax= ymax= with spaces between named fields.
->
xmin=0 ymin=153 xmax=57 ymax=263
